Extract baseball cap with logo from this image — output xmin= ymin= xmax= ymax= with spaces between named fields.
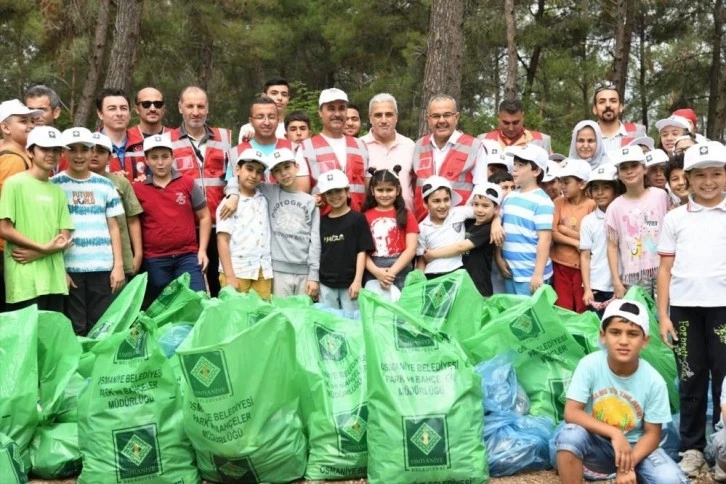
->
xmin=549 ymin=153 xmax=566 ymax=163
xmin=268 ymin=147 xmax=296 ymax=171
xmin=613 ymin=145 xmax=646 ymax=166
xmin=683 ymin=141 xmax=726 ymax=171
xmin=89 ymin=132 xmax=113 ymax=153
xmin=601 ymin=299 xmax=649 ymax=336
xmin=26 ymin=126 xmax=67 ymax=149
xmin=505 ymin=144 xmax=549 ymax=171
xmin=542 ymin=160 xmax=561 ymax=183
xmin=61 ymin=127 xmax=94 ymax=148
xmin=318 ymin=88 xmax=349 ymax=106
xmin=142 ymin=133 xmax=173 ymax=153
xmin=469 ymin=182 xmax=503 ymax=206
xmin=587 ymin=164 xmax=617 ymax=184
xmin=644 ymin=149 xmax=669 ymax=168
xmin=236 ymin=148 xmax=268 ymax=168
xmin=628 ymin=136 xmax=655 ymax=152
xmin=655 ymin=115 xmax=692 ymax=132
xmin=0 ymin=99 xmax=43 ymax=124
xmin=421 ymin=175 xmax=463 ymax=206
xmin=317 ymin=169 xmax=349 ymax=193
xmin=557 ymin=158 xmax=591 ymax=182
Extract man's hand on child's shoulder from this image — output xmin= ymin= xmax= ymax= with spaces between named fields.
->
xmin=219 ymin=194 xmax=239 ymax=220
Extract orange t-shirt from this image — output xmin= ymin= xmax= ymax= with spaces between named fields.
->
xmin=0 ymin=147 xmax=31 ymax=251
xmin=551 ymin=196 xmax=596 ymax=268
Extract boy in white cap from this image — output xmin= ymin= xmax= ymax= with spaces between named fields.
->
xmin=0 ymin=99 xmax=42 ymax=192
xmin=644 ymin=149 xmax=669 ymax=190
xmin=657 ymin=141 xmax=726 ymax=477
xmin=133 ymin=134 xmax=211 ymax=306
xmin=0 ymin=126 xmax=73 ymax=311
xmin=422 ymin=182 xmax=502 ymax=296
xmin=551 ymin=158 xmax=596 ymax=313
xmin=540 ymin=159 xmax=563 ymax=200
xmin=318 ymin=169 xmax=374 ymax=311
xmin=52 ymin=127 xmax=125 ymax=334
xmin=88 ymin=132 xmax=144 ymax=279
xmin=216 ymin=149 xmax=273 ymax=299
xmin=499 ymin=144 xmax=555 ymax=295
xmin=555 ymin=299 xmax=687 ymax=484
xmin=664 ymin=153 xmax=690 ymax=209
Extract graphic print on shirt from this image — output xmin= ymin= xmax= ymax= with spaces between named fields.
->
xmin=370 ymin=216 xmax=398 ymax=257
xmin=175 ymin=192 xmax=187 ymax=205
xmin=591 ymin=387 xmax=643 ymax=432
xmin=72 ymin=191 xmax=96 ymax=205
xmin=620 ymin=208 xmax=659 ymax=260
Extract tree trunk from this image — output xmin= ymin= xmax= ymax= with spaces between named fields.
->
xmin=418 ymin=0 xmax=464 ymax=137
xmin=503 ymin=0 xmax=518 ymax=101
xmin=523 ymin=0 xmax=545 ymax=98
xmin=707 ymin=0 xmax=724 ymax=139
xmin=73 ymin=0 xmax=111 ymax=126
xmin=638 ymin=5 xmax=648 ymax=128
xmin=610 ymin=0 xmax=634 ymax=97
xmin=103 ymin=0 xmax=143 ymax=94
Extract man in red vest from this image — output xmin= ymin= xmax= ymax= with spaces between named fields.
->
xmin=296 ymin=88 xmax=369 ymax=211
xmin=592 ymin=82 xmax=646 ymax=157
xmin=411 ymin=94 xmax=488 ymax=221
xmin=127 ymin=87 xmax=170 ymax=177
xmin=479 ymin=99 xmax=552 ymax=154
xmin=170 ymin=86 xmax=232 ymax=297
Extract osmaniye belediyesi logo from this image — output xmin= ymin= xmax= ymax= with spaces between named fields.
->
xmin=509 ymin=312 xmax=544 ymax=341
xmin=181 ymin=350 xmax=233 ymax=398
xmin=549 ymin=377 xmax=572 ymax=423
xmin=316 ymin=324 xmax=348 ymax=361
xmin=113 ymin=424 xmax=161 ymax=481
xmin=422 ymin=280 xmax=455 ymax=318
xmin=334 ymin=405 xmax=368 ymax=454
xmin=213 ymin=454 xmax=259 ymax=483
xmin=402 ymin=415 xmax=450 ymax=470
xmin=394 ymin=318 xmax=437 ymax=350
xmin=115 ymin=325 xmax=148 ymax=361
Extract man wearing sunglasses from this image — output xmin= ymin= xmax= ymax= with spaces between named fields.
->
xmin=129 ymin=87 xmax=170 ymax=177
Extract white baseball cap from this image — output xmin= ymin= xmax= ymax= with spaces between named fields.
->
xmin=613 ymin=145 xmax=646 ymax=166
xmin=683 ymin=141 xmax=726 ymax=171
xmin=588 ymin=164 xmax=617 ymax=183
xmin=26 ymin=126 xmax=66 ymax=149
xmin=268 ymin=147 xmax=296 ymax=171
xmin=644 ymin=149 xmax=669 ymax=168
xmin=549 ymin=153 xmax=566 ymax=162
xmin=318 ymin=88 xmax=348 ymax=106
xmin=421 ymin=175 xmax=463 ymax=206
xmin=505 ymin=144 xmax=549 ymax=171
xmin=0 ymin=99 xmax=43 ymax=124
xmin=557 ymin=158 xmax=591 ymax=182
xmin=143 ymin=133 xmax=173 ymax=153
xmin=236 ymin=148 xmax=268 ymax=168
xmin=655 ymin=115 xmax=691 ymax=132
xmin=89 ymin=132 xmax=113 ymax=153
xmin=469 ymin=182 xmax=503 ymax=206
xmin=61 ymin=127 xmax=95 ymax=148
xmin=542 ymin=160 xmax=561 ymax=183
xmin=601 ymin=299 xmax=649 ymax=336
xmin=482 ymin=139 xmax=502 ymax=157
xmin=482 ymin=140 xmax=511 ymax=171
xmin=628 ymin=136 xmax=655 ymax=152
xmin=317 ymin=169 xmax=349 ymax=193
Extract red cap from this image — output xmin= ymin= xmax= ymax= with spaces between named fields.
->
xmin=673 ymin=109 xmax=697 ymax=131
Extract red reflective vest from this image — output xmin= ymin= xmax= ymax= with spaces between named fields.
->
xmin=619 ymin=122 xmax=648 ymax=148
xmin=412 ymin=133 xmax=478 ymax=222
xmin=480 ymin=129 xmax=551 ymax=152
xmin=301 ymin=135 xmax=368 ymax=211
xmin=229 ymin=138 xmax=293 ymax=183
xmin=170 ymin=126 xmax=232 ymax=222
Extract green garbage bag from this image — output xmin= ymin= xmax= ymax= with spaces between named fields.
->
xmin=177 ymin=301 xmax=307 ymax=482
xmin=624 ymin=286 xmax=679 ymax=413
xmin=77 ymin=318 xmax=199 ymax=484
xmin=358 ymin=290 xmax=487 ymax=484
xmin=463 ymin=285 xmax=586 ymax=423
xmin=397 ymin=269 xmax=485 ymax=342
xmin=215 ymin=287 xmax=275 ymax=325
xmin=0 ymin=433 xmax=27 ymax=484
xmin=37 ymin=311 xmax=81 ymax=423
xmin=271 ymin=294 xmax=313 ymax=308
xmin=0 ymin=305 xmax=39 ymax=459
xmin=144 ymin=272 xmax=206 ymax=326
xmin=554 ymin=307 xmax=602 ymax=355
xmin=29 ymin=423 xmax=81 ymax=479
xmin=54 ymin=373 xmax=87 ymax=424
xmin=286 ymin=307 xmax=367 ymax=480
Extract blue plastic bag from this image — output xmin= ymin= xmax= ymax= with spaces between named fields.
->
xmin=157 ymin=324 xmax=193 ymax=359
xmin=475 ymin=352 xmax=518 ymax=414
xmin=484 ymin=412 xmax=554 ymax=476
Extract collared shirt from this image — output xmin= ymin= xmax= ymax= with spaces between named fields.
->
xmin=100 ymin=128 xmax=128 ymax=171
xmin=600 ymin=122 xmax=631 ymax=159
xmin=427 ymin=130 xmax=488 ymax=185
xmin=417 ymin=205 xmax=474 ymax=274
xmin=580 ymin=207 xmax=616 ymax=292
xmin=178 ymin=124 xmax=216 ymax=167
xmin=360 ymin=131 xmax=415 ymax=210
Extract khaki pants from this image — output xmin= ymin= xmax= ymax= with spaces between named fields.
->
xmin=219 ymin=268 xmax=272 ymax=301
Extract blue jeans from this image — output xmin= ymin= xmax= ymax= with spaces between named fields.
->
xmin=144 ymin=252 xmax=206 ymax=304
xmin=555 ymin=424 xmax=690 ymax=484
xmin=504 ymin=278 xmax=551 ymax=296
xmin=319 ymin=284 xmax=358 ymax=313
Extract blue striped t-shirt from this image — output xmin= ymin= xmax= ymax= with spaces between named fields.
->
xmin=52 ymin=172 xmax=125 ymax=272
xmin=501 ymin=188 xmax=554 ymax=282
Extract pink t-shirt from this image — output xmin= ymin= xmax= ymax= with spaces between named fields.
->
xmin=605 ymin=187 xmax=669 ymax=284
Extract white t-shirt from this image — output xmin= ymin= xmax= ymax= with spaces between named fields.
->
xmin=238 ymin=122 xmax=286 ymax=144
xmin=580 ymin=208 xmax=614 ymax=292
xmin=321 ymin=134 xmax=348 ymax=172
xmin=417 ymin=205 xmax=474 ymax=274
xmin=657 ymin=196 xmax=726 ymax=306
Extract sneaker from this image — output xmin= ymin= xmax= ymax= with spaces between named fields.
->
xmin=715 ymin=462 xmax=726 ymax=482
xmin=679 ymin=449 xmax=707 ymax=477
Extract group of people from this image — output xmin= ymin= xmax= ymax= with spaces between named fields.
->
xmin=0 ymin=77 xmax=724 ymax=483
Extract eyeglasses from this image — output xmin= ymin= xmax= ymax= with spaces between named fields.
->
xmin=428 ymin=112 xmax=457 ymax=121
xmin=137 ymin=100 xmax=164 ymax=109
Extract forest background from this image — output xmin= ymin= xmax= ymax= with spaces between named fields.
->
xmin=2 ymin=0 xmax=726 ymax=153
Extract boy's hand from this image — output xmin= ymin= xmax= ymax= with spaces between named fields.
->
xmin=348 ymin=280 xmax=361 ymax=300
xmin=659 ymin=315 xmax=678 ymax=349
xmin=11 ymin=247 xmax=42 ymax=264
xmin=530 ymin=274 xmax=544 ymax=293
xmin=613 ymin=280 xmax=626 ymax=299
xmin=615 ymin=468 xmax=636 ymax=484
xmin=305 ymin=280 xmax=319 ymax=299
xmin=197 ymin=250 xmax=209 ymax=272
xmin=44 ymin=234 xmax=73 ymax=254
xmin=612 ymin=432 xmax=633 ymax=474
xmin=110 ymin=265 xmax=125 ymax=293
xmin=490 ymin=218 xmax=504 ymax=246
xmin=239 ymin=125 xmax=255 ymax=142
xmin=66 ymin=273 xmax=77 ymax=289
xmin=495 ymin=255 xmax=512 ymax=279
xmin=583 ymin=288 xmax=595 ymax=307
xmin=225 ymin=276 xmax=240 ymax=291
xmin=132 ymin=255 xmax=143 ymax=276
xmin=219 ymin=195 xmax=238 ymax=220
